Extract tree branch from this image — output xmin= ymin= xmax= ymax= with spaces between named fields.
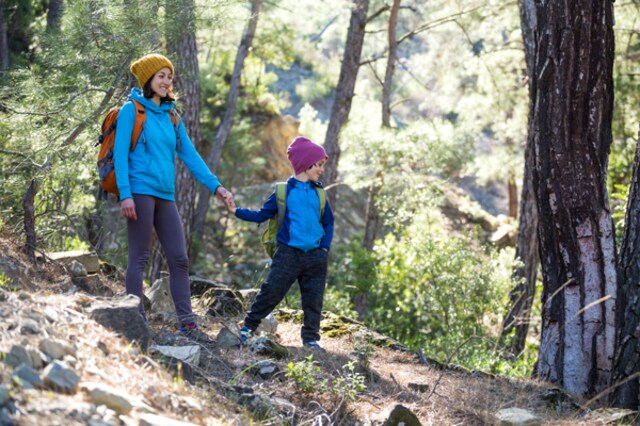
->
xmin=397 ymin=5 xmax=482 ymax=45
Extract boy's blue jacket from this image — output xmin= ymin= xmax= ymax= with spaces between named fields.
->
xmin=113 ymin=88 xmax=221 ymax=201
xmin=235 ymin=177 xmax=334 ymax=252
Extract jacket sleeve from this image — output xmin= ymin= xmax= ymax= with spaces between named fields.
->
xmin=113 ymin=102 xmax=136 ymax=200
xmin=319 ymin=199 xmax=334 ymax=250
xmin=234 ymin=191 xmax=278 ymax=224
xmin=175 ymin=118 xmax=221 ymax=194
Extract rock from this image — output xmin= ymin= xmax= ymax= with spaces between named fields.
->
xmin=408 ymin=382 xmax=430 ymax=393
xmin=215 ymin=327 xmax=241 ymax=348
xmin=89 ymin=294 xmax=150 ymax=351
xmin=17 ymin=291 xmax=31 ymax=301
xmin=11 ymin=364 xmax=43 ymax=389
xmin=256 ymin=313 xmax=278 ymax=335
xmin=188 ymin=276 xmax=230 ymax=296
xmin=0 ymin=288 xmax=8 ymax=302
xmin=69 ymin=260 xmax=88 ymax=278
xmin=4 ymin=345 xmax=35 ymax=369
xmin=194 ymin=286 xmax=243 ymax=317
xmin=48 ymin=250 xmax=100 ymax=274
xmin=490 ymin=223 xmax=517 ymax=248
xmin=150 ymin=345 xmax=200 ymax=367
xmin=382 ymin=404 xmax=422 ymax=426
xmin=0 ymin=256 xmax=30 ymax=291
xmin=0 ymin=386 xmax=9 ymax=405
xmin=81 ymin=382 xmax=135 ymax=415
xmin=494 ymin=408 xmax=542 ymax=426
xmin=146 ymin=278 xmax=174 ymax=321
xmin=42 ymin=360 xmax=80 ymax=394
xmin=20 ymin=319 xmax=40 ymax=335
xmin=250 ymin=361 xmax=280 ymax=380
xmin=249 ymin=336 xmax=289 ymax=360
xmin=238 ymin=289 xmax=259 ymax=309
xmin=139 ymin=413 xmax=199 ymax=426
xmin=39 ymin=338 xmax=76 ymax=360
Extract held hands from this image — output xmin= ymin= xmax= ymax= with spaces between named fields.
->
xmin=120 ymin=198 xmax=137 ymax=221
xmin=216 ymin=186 xmax=236 ymax=214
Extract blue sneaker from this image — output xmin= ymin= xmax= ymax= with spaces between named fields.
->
xmin=303 ymin=341 xmax=326 ymax=352
xmin=240 ymin=326 xmax=254 ymax=344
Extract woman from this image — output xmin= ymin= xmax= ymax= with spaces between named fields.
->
xmin=114 ymin=53 xmax=231 ymax=342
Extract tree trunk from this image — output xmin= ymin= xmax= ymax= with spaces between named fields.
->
xmin=23 ymin=180 xmax=37 ymax=264
xmin=500 ymin=135 xmax=538 ymax=354
xmin=499 ymin=0 xmax=539 ymax=356
xmin=611 ymin=126 xmax=640 ymax=408
xmin=46 ymin=0 xmax=63 ymax=32
xmin=0 ymin=0 xmax=9 ymax=71
xmin=532 ymin=0 xmax=616 ymax=397
xmin=322 ymin=0 xmax=369 ymax=207
xmin=362 ymin=0 xmax=398 ymax=253
xmin=381 ymin=0 xmax=400 ymax=127
xmin=191 ymin=0 xmax=261 ymax=242
xmin=148 ymin=0 xmax=201 ymax=283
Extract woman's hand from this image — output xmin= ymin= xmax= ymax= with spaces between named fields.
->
xmin=120 ymin=198 xmax=137 ymax=221
xmin=216 ymin=186 xmax=236 ymax=214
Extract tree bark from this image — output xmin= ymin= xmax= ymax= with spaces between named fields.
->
xmin=611 ymin=126 xmax=640 ymax=408
xmin=499 ymin=0 xmax=538 ymax=355
xmin=149 ymin=0 xmax=201 ymax=283
xmin=0 ymin=0 xmax=9 ymax=71
xmin=23 ymin=180 xmax=37 ymax=265
xmin=381 ymin=0 xmax=400 ymax=127
xmin=322 ymin=0 xmax=369 ymax=207
xmin=191 ymin=0 xmax=261 ymax=241
xmin=46 ymin=0 xmax=63 ymax=33
xmin=532 ymin=0 xmax=616 ymax=397
xmin=362 ymin=0 xmax=398 ymax=253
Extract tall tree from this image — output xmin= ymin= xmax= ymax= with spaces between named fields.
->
xmin=532 ymin=0 xmax=616 ymax=397
xmin=191 ymin=0 xmax=261 ymax=241
xmin=500 ymin=0 xmax=539 ymax=355
xmin=322 ymin=0 xmax=369 ymax=207
xmin=0 ymin=0 xmax=9 ymax=71
xmin=149 ymin=0 xmax=201 ymax=282
xmin=46 ymin=0 xmax=63 ymax=32
xmin=362 ymin=0 xmax=399 ymax=253
xmin=611 ymin=127 xmax=640 ymax=408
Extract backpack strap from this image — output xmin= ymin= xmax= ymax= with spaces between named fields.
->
xmin=169 ymin=108 xmax=182 ymax=151
xmin=275 ymin=182 xmax=287 ymax=230
xmin=315 ymin=186 xmax=326 ymax=218
xmin=130 ymin=99 xmax=146 ymax=152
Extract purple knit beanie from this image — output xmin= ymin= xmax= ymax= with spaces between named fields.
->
xmin=287 ymin=136 xmax=328 ymax=175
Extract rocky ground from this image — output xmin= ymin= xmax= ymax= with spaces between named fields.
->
xmin=0 ymin=232 xmax=636 ymax=426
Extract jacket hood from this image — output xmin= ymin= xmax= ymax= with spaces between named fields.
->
xmin=128 ymin=88 xmax=174 ymax=114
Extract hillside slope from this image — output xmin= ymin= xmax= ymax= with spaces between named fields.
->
xmin=0 ymin=233 xmax=632 ymax=425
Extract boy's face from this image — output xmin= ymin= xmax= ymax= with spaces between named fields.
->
xmin=306 ymin=159 xmax=327 ymax=181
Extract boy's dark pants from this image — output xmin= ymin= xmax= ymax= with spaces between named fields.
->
xmin=245 ymin=244 xmax=328 ymax=343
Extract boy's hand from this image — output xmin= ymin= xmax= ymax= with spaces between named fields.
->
xmin=224 ymin=195 xmax=237 ymax=214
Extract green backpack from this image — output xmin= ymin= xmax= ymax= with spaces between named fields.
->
xmin=261 ymin=182 xmax=327 ymax=258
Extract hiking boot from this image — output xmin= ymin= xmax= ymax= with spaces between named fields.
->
xmin=240 ymin=326 xmax=254 ymax=344
xmin=303 ymin=341 xmax=326 ymax=352
xmin=180 ymin=323 xmax=212 ymax=343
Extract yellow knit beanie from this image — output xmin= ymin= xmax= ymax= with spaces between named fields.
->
xmin=130 ymin=54 xmax=175 ymax=88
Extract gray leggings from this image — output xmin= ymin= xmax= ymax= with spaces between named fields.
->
xmin=125 ymin=194 xmax=195 ymax=326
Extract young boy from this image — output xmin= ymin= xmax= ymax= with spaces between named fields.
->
xmin=225 ymin=136 xmax=334 ymax=351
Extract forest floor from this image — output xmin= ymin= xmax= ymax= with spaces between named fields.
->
xmin=0 ymin=232 xmax=636 ymax=426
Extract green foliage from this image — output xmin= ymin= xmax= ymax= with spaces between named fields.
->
xmin=285 ymin=356 xmax=366 ymax=402
xmin=285 ymin=355 xmax=327 ymax=394
xmin=331 ymin=361 xmax=366 ymax=402
xmin=352 ymin=335 xmax=375 ymax=371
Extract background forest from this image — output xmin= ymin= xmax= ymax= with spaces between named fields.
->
xmin=1 ymin=0 xmax=640 ymax=401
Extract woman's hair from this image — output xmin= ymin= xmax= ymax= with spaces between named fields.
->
xmin=143 ymin=73 xmax=176 ymax=103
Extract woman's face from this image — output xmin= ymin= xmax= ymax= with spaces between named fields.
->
xmin=150 ymin=67 xmax=173 ymax=99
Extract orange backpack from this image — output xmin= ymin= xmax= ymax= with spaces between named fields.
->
xmin=96 ymin=99 xmax=180 ymax=200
